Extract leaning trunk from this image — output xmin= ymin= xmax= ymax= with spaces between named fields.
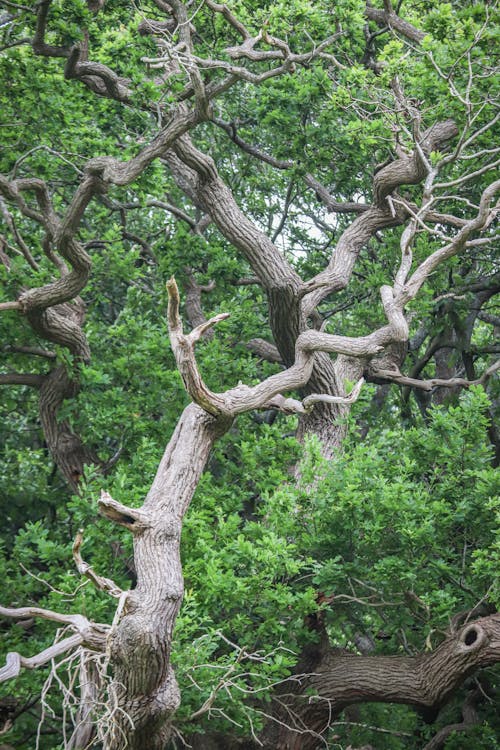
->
xmin=103 ymin=404 xmax=231 ymax=750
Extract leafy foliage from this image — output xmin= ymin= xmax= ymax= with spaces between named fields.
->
xmin=0 ymin=0 xmax=499 ymax=747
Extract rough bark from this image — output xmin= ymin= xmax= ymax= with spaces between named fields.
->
xmin=101 ymin=404 xmax=232 ymax=750
xmin=1 ymin=5 xmax=498 ymax=748
xmin=259 ymin=615 xmax=500 ymax=750
xmin=167 ymin=120 xmax=459 ymax=456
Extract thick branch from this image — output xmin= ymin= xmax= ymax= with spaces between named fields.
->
xmin=266 ymin=614 xmax=500 ymax=749
xmin=168 ymin=137 xmax=302 ymax=291
xmin=166 ymin=279 xmax=406 ymax=418
xmin=246 ymin=338 xmax=283 ymax=364
xmin=0 ymin=373 xmax=43 ymax=387
xmin=365 ymin=5 xmax=426 ymax=43
xmin=0 ymin=605 xmax=96 ymax=634
xmin=98 ymin=490 xmax=151 ymax=532
xmin=302 ymin=119 xmax=459 ymax=313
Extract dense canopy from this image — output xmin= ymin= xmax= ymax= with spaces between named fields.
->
xmin=0 ymin=1 xmax=499 ymax=749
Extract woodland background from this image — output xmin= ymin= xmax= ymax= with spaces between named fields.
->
xmin=0 ymin=0 xmax=499 ymax=748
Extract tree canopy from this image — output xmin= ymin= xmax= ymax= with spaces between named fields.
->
xmin=0 ymin=1 xmax=499 ymax=749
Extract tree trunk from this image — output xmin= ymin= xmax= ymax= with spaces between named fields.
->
xmin=27 ymin=300 xmax=96 ymax=489
xmin=103 ymin=404 xmax=231 ymax=750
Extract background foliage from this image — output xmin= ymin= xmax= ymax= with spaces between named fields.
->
xmin=0 ymin=0 xmax=499 ymax=747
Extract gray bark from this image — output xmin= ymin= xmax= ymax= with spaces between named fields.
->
xmin=102 ymin=404 xmax=231 ymax=750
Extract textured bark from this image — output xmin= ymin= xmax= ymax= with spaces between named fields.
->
xmin=183 ymin=269 xmax=215 ymax=336
xmin=246 ymin=337 xmax=283 ymax=364
xmin=167 ymin=122 xmax=459 ymax=456
xmin=38 ymin=365 xmax=97 ymax=489
xmin=259 ymin=615 xmax=500 ymax=750
xmin=365 ymin=5 xmax=426 ymax=43
xmin=103 ymin=404 xmax=231 ymax=750
xmin=29 ymin=300 xmax=97 ymax=488
xmin=1 ymin=7 xmax=498 ymax=748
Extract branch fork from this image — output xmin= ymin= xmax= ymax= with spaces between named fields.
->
xmin=167 ymin=277 xmax=367 ymax=418
xmin=0 ymin=605 xmax=107 ymax=684
xmin=73 ymin=529 xmax=123 ymax=597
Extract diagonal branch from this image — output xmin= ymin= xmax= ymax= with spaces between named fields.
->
xmin=400 ymin=179 xmax=500 ymax=305
xmin=168 ymin=136 xmax=303 ymax=292
xmin=301 ymin=119 xmax=459 ymax=315
xmin=72 ymin=530 xmax=123 ymax=597
xmin=0 ymin=605 xmax=108 ymax=683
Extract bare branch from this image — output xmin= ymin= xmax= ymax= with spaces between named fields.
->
xmin=301 ymin=119 xmax=459 ymax=314
xmin=365 ymin=6 xmax=426 ymax=43
xmin=0 ymin=636 xmax=83 ymax=683
xmin=3 ymin=345 xmax=56 ymax=359
xmin=203 ymin=0 xmax=250 ymax=40
xmin=166 ymin=277 xmax=230 ymax=416
xmin=303 ymin=378 xmax=365 ymax=411
xmin=370 ymin=359 xmax=500 ymax=392
xmin=0 ymin=605 xmax=93 ymax=633
xmin=0 ymin=372 xmax=44 ymax=387
xmin=400 ymin=179 xmax=500 ymax=305
xmin=0 ymin=300 xmax=22 ymax=312
xmin=166 ymin=278 xmax=410 ymax=418
xmin=246 ymin=338 xmax=283 ymax=364
xmin=72 ymin=530 xmax=123 ymax=597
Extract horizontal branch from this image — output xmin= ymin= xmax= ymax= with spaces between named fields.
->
xmin=3 ymin=345 xmax=56 ymax=359
xmin=0 ymin=634 xmax=83 ymax=683
xmin=0 ymin=604 xmax=94 ymax=634
xmin=370 ymin=359 xmax=500 ymax=392
xmin=0 ymin=372 xmax=44 ymax=387
xmin=302 ymin=378 xmax=365 ymax=410
xmin=0 ymin=300 xmax=21 ymax=312
xmin=272 ymin=614 xmax=500 ymax=747
xmin=0 ymin=604 xmax=107 ymax=683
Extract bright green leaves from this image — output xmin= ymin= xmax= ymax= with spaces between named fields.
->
xmin=423 ymin=3 xmax=461 ymax=42
xmin=264 ymin=388 xmax=498 ymax=647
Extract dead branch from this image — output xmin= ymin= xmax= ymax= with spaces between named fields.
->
xmin=72 ymin=530 xmax=123 ymax=597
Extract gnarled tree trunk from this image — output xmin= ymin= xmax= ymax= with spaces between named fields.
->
xmin=101 ymin=404 xmax=231 ymax=749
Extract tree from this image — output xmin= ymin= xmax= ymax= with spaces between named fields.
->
xmin=0 ymin=0 xmax=499 ymax=748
